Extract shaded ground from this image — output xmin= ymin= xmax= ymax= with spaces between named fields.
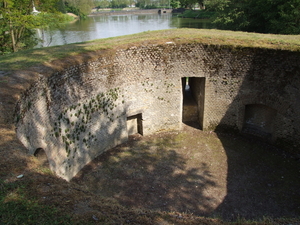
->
xmin=1 ymin=123 xmax=300 ymax=224
xmin=73 ymin=124 xmax=300 ymax=221
xmin=73 ymin=125 xmax=227 ymax=217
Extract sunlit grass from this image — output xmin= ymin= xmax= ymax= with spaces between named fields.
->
xmin=0 ymin=180 xmax=74 ymax=225
xmin=0 ymin=29 xmax=299 ymax=72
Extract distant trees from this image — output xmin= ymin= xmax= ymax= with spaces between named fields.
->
xmin=63 ymin=0 xmax=94 ymax=17
xmin=209 ymin=0 xmax=300 ymax=34
xmin=136 ymin=0 xmax=171 ymax=8
xmin=95 ymin=0 xmax=130 ymax=9
xmin=170 ymin=0 xmax=300 ymax=34
xmin=169 ymin=0 xmax=206 ymax=9
xmin=0 ymin=0 xmax=71 ymax=54
xmin=110 ymin=0 xmax=129 ymax=9
xmin=95 ymin=0 xmax=171 ymax=9
xmin=170 ymin=0 xmax=179 ymax=8
xmin=94 ymin=0 xmax=127 ymax=8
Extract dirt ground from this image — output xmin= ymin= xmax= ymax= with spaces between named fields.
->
xmin=72 ymin=123 xmax=300 ymax=221
xmin=1 ymin=123 xmax=300 ymax=224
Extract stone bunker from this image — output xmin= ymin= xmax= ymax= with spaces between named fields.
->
xmin=13 ymin=37 xmax=300 ymax=181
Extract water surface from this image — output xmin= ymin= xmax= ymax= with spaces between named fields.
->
xmin=36 ymin=13 xmax=213 ymax=47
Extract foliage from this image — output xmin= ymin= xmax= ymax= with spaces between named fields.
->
xmin=0 ymin=0 xmax=72 ymax=54
xmin=170 ymin=0 xmax=300 ymax=34
xmin=204 ymin=0 xmax=230 ymax=11
xmin=170 ymin=0 xmax=180 ymax=8
xmin=178 ymin=9 xmax=215 ymax=18
xmin=269 ymin=0 xmax=300 ymax=34
xmin=209 ymin=0 xmax=300 ymax=34
xmin=95 ymin=0 xmax=136 ymax=9
xmin=110 ymin=0 xmax=129 ymax=9
xmin=142 ymin=4 xmax=158 ymax=9
xmin=63 ymin=0 xmax=94 ymax=18
xmin=95 ymin=0 xmax=170 ymax=9
xmin=170 ymin=0 xmax=204 ymax=9
xmin=95 ymin=0 xmax=110 ymax=9
xmin=136 ymin=0 xmax=169 ymax=9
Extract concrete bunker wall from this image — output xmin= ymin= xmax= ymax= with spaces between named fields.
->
xmin=15 ymin=43 xmax=300 ymax=181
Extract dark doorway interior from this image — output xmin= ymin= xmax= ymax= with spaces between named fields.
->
xmin=182 ymin=77 xmax=205 ymax=129
xmin=242 ymin=104 xmax=277 ymax=141
xmin=127 ymin=113 xmax=143 ymax=136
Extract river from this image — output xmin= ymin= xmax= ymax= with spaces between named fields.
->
xmin=36 ymin=13 xmax=214 ymax=48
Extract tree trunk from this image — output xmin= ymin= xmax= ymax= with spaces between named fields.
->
xmin=9 ymin=21 xmax=16 ymax=52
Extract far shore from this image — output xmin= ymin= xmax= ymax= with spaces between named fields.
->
xmin=88 ymin=8 xmax=172 ymax=16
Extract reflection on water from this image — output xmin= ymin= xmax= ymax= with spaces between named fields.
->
xmin=36 ymin=14 xmax=214 ymax=47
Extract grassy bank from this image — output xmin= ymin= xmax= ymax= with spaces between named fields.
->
xmin=1 ymin=29 xmax=300 ymax=73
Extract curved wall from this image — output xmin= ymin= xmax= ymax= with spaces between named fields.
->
xmin=15 ymin=42 xmax=300 ymax=180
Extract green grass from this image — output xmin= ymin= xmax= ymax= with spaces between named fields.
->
xmin=0 ymin=29 xmax=300 ymax=72
xmin=0 ymin=179 xmax=74 ymax=225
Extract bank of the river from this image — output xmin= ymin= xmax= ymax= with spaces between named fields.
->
xmin=89 ymin=8 xmax=213 ymax=19
xmin=89 ymin=8 xmax=172 ymax=16
xmin=66 ymin=12 xmax=79 ymax=19
xmin=2 ymin=29 xmax=299 ymax=72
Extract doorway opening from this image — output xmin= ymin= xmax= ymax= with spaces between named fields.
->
xmin=127 ymin=113 xmax=143 ymax=136
xmin=242 ymin=104 xmax=277 ymax=141
xmin=182 ymin=77 xmax=205 ymax=129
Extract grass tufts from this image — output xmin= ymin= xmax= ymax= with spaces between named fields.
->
xmin=0 ymin=29 xmax=300 ymax=72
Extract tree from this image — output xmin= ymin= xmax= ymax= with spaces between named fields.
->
xmin=209 ymin=0 xmax=300 ymax=34
xmin=110 ymin=0 xmax=129 ymax=9
xmin=210 ymin=0 xmax=249 ymax=31
xmin=64 ymin=0 xmax=94 ymax=17
xmin=204 ymin=0 xmax=230 ymax=11
xmin=170 ymin=0 xmax=179 ymax=8
xmin=178 ymin=0 xmax=189 ymax=8
xmin=0 ymin=0 xmax=72 ymax=54
xmin=1 ymin=0 xmax=38 ymax=53
xmin=171 ymin=0 xmax=208 ymax=9
xmin=95 ymin=0 xmax=110 ymax=9
xmin=269 ymin=0 xmax=300 ymax=34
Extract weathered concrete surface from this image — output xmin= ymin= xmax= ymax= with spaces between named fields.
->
xmin=3 ymin=35 xmax=300 ymax=181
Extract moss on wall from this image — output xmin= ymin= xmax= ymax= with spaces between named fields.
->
xmin=13 ymin=39 xmax=300 ymax=180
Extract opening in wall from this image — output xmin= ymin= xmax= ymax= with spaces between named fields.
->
xmin=182 ymin=77 xmax=205 ymax=129
xmin=34 ymin=148 xmax=49 ymax=166
xmin=242 ymin=104 xmax=277 ymax=140
xmin=127 ymin=113 xmax=143 ymax=136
